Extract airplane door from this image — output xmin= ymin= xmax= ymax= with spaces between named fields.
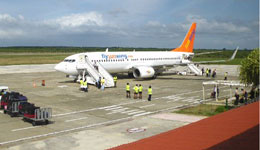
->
xmin=78 ymin=54 xmax=86 ymax=64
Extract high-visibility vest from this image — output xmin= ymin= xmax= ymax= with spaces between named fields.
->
xmin=83 ymin=81 xmax=87 ymax=86
xmin=113 ymin=76 xmax=117 ymax=82
xmin=139 ymin=86 xmax=143 ymax=92
xmin=126 ymin=85 xmax=130 ymax=91
xmin=148 ymin=88 xmax=152 ymax=95
xmin=134 ymin=86 xmax=139 ymax=93
xmin=224 ymin=73 xmax=227 ymax=77
xmin=101 ymin=79 xmax=105 ymax=85
xmin=80 ymin=80 xmax=84 ymax=86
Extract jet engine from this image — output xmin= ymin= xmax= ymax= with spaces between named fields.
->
xmin=133 ymin=66 xmax=155 ymax=78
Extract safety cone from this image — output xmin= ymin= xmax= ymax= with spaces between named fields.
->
xmin=33 ymin=82 xmax=36 ymax=88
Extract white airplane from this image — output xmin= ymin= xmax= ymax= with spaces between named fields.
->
xmin=54 ymin=22 xmax=238 ymax=86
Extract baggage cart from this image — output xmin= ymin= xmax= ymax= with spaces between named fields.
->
xmin=23 ymin=108 xmax=52 ymax=126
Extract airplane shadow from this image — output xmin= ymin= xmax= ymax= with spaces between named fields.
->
xmin=156 ymin=76 xmax=213 ymax=81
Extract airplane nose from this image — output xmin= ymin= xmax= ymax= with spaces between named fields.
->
xmin=54 ymin=63 xmax=63 ymax=72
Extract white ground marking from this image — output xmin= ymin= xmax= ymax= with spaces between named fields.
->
xmin=52 ymin=87 xmax=229 ymax=117
xmin=53 ymin=100 xmax=145 ymax=117
xmin=104 ymin=106 xmax=122 ymax=111
xmin=0 ymin=110 xmax=3 ymax=113
xmin=128 ymin=110 xmax=145 ymax=115
xmin=12 ymin=126 xmax=40 ymax=132
xmin=106 ymin=108 xmax=129 ymax=115
xmin=99 ymin=105 xmax=118 ymax=109
xmin=139 ymin=104 xmax=155 ymax=108
xmin=166 ymin=99 xmax=180 ymax=103
xmin=133 ymin=112 xmax=152 ymax=117
xmin=120 ymin=109 xmax=139 ymax=114
xmin=182 ymin=98 xmax=195 ymax=102
xmin=65 ymin=117 xmax=88 ymax=122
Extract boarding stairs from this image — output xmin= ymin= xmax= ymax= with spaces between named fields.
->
xmin=187 ymin=64 xmax=202 ymax=75
xmin=76 ymin=55 xmax=114 ymax=87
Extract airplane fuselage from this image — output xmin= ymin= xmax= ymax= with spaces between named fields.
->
xmin=55 ymin=51 xmax=193 ymax=76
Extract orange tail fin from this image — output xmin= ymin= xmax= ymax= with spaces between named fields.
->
xmin=171 ymin=22 xmax=196 ymax=53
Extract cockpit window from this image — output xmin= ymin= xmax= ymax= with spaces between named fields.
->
xmin=64 ymin=59 xmax=76 ymax=63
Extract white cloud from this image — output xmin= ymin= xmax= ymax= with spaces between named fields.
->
xmin=48 ymin=12 xmax=105 ymax=29
xmin=0 ymin=14 xmax=17 ymax=22
xmin=186 ymin=15 xmax=251 ymax=33
xmin=0 ymin=29 xmax=24 ymax=39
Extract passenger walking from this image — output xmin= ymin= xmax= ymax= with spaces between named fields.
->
xmin=224 ymin=72 xmax=228 ymax=80
xmin=148 ymin=85 xmax=152 ymax=101
xmin=126 ymin=83 xmax=131 ymax=98
xmin=234 ymin=87 xmax=239 ymax=105
xmin=83 ymin=79 xmax=88 ymax=92
xmin=212 ymin=69 xmax=216 ymax=78
xmin=249 ymin=87 xmax=255 ymax=101
xmin=113 ymin=76 xmax=117 ymax=87
xmin=101 ymin=77 xmax=105 ymax=90
xmin=217 ymin=86 xmax=219 ymax=97
xmin=201 ymin=67 xmax=204 ymax=76
xmin=138 ymin=84 xmax=143 ymax=99
xmin=97 ymin=77 xmax=101 ymax=89
xmin=242 ymin=89 xmax=248 ymax=104
xmin=211 ymin=86 xmax=217 ymax=98
xmin=133 ymin=84 xmax=139 ymax=99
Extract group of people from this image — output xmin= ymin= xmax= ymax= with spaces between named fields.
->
xmin=126 ymin=83 xmax=152 ymax=101
xmin=234 ymin=87 xmax=259 ymax=105
xmin=96 ymin=77 xmax=106 ymax=90
xmin=201 ymin=68 xmax=217 ymax=78
xmin=79 ymin=79 xmax=88 ymax=92
xmin=80 ymin=77 xmax=106 ymax=92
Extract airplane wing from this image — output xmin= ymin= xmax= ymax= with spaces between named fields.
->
xmin=193 ymin=46 xmax=239 ymax=64
xmin=195 ymin=51 xmax=222 ymax=56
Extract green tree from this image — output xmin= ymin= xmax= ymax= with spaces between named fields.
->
xmin=239 ymin=48 xmax=259 ymax=86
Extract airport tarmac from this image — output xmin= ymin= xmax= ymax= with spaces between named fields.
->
xmin=0 ymin=64 xmax=240 ymax=149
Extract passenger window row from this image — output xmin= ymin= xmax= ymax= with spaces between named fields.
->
xmin=90 ymin=57 xmax=177 ymax=63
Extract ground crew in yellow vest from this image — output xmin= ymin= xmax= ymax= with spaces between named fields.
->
xmin=148 ymin=85 xmax=152 ymax=101
xmin=133 ymin=84 xmax=139 ymax=99
xmin=79 ymin=78 xmax=84 ymax=91
xmin=138 ymin=84 xmax=143 ymax=99
xmin=101 ymin=77 xmax=105 ymax=90
xmin=113 ymin=76 xmax=117 ymax=87
xmin=83 ymin=79 xmax=88 ymax=92
xmin=126 ymin=83 xmax=130 ymax=98
xmin=206 ymin=68 xmax=209 ymax=77
xmin=224 ymin=72 xmax=228 ymax=80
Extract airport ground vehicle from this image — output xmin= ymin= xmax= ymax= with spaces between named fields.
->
xmin=22 ymin=104 xmax=52 ymax=126
xmin=0 ymin=91 xmax=52 ymax=126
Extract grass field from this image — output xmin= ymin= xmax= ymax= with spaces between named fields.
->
xmin=174 ymin=104 xmax=231 ymax=116
xmin=0 ymin=54 xmax=71 ymax=65
xmin=0 ymin=47 xmax=252 ymax=65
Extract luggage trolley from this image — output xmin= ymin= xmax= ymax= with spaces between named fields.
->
xmin=23 ymin=107 xmax=52 ymax=126
xmin=4 ymin=101 xmax=21 ymax=117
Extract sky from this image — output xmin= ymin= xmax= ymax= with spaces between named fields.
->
xmin=0 ymin=0 xmax=258 ymax=49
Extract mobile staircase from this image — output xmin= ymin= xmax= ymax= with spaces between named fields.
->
xmin=187 ymin=64 xmax=202 ymax=75
xmin=76 ymin=54 xmax=114 ymax=87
